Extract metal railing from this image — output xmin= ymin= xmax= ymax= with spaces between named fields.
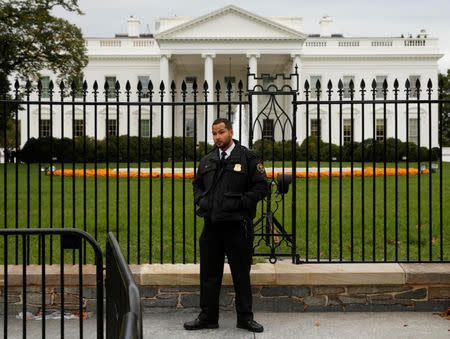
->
xmin=1 ymin=71 xmax=449 ymax=264
xmin=106 ymin=232 xmax=142 ymax=339
xmin=0 ymin=228 xmax=104 ymax=339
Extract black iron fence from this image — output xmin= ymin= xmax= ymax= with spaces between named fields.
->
xmin=0 ymin=72 xmax=449 ymax=264
xmin=0 ymin=228 xmax=104 ymax=339
xmin=106 ymin=232 xmax=142 ymax=339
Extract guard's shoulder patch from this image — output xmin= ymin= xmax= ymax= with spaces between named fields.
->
xmin=256 ymin=163 xmax=266 ymax=174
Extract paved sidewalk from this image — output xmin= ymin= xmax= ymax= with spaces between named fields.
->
xmin=3 ymin=310 xmax=449 ymax=338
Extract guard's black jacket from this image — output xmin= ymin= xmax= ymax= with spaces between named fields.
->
xmin=193 ymin=140 xmax=268 ymax=222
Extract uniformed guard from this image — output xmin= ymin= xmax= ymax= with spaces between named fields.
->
xmin=184 ymin=118 xmax=268 ymax=333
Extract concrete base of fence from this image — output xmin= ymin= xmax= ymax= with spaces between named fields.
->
xmin=1 ymin=263 xmax=449 ymax=314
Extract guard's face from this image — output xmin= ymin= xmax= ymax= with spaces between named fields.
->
xmin=212 ymin=123 xmax=233 ymax=150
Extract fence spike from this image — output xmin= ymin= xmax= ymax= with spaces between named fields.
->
xmin=148 ymin=80 xmax=153 ymax=92
xmin=227 ymin=79 xmax=232 ymax=91
xmin=238 ymin=80 xmax=243 ymax=90
xmin=405 ymin=79 xmax=410 ymax=89
xmin=360 ymin=79 xmax=365 ymax=89
xmin=137 ymin=80 xmax=142 ymax=92
xmin=104 ymin=80 xmax=109 ymax=91
xmin=371 ymin=79 xmax=377 ymax=89
xmin=125 ymin=80 xmax=131 ymax=91
xmin=115 ymin=80 xmax=120 ymax=91
xmin=383 ymin=78 xmax=388 ymax=90
xmin=215 ymin=80 xmax=221 ymax=92
xmin=203 ymin=80 xmax=208 ymax=91
xmin=83 ymin=80 xmax=88 ymax=91
xmin=415 ymin=78 xmax=421 ymax=89
xmin=59 ymin=80 xmax=65 ymax=90
xmin=159 ymin=80 xmax=165 ymax=91
xmin=338 ymin=79 xmax=343 ymax=90
xmin=393 ymin=79 xmax=399 ymax=89
xmin=427 ymin=78 xmax=433 ymax=89
xmin=181 ymin=80 xmax=187 ymax=92
xmin=315 ymin=79 xmax=321 ymax=89
xmin=192 ymin=80 xmax=198 ymax=91
xmin=49 ymin=80 xmax=54 ymax=91
xmin=349 ymin=79 xmax=354 ymax=90
xmin=26 ymin=79 xmax=32 ymax=90
xmin=170 ymin=80 xmax=176 ymax=91
xmin=304 ymin=80 xmax=309 ymax=90
xmin=93 ymin=80 xmax=98 ymax=91
xmin=14 ymin=79 xmax=20 ymax=90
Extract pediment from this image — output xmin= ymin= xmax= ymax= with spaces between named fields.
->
xmin=156 ymin=5 xmax=306 ymax=41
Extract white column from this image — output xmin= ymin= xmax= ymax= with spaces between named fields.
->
xmin=159 ymin=54 xmax=171 ymax=138
xmin=202 ymin=53 xmax=215 ymax=145
xmin=247 ymin=53 xmax=260 ymax=143
xmin=19 ymin=110 xmax=28 ymax=148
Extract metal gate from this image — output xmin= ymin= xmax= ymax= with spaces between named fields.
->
xmin=248 ymin=68 xmax=300 ymax=264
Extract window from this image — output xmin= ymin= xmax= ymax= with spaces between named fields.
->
xmin=262 ymin=75 xmax=275 ymax=91
xmin=74 ymin=119 xmax=84 ymax=137
xmin=107 ymin=119 xmax=117 ymax=136
xmin=376 ymin=76 xmax=388 ymax=98
xmin=343 ymin=75 xmax=355 ymax=99
xmin=343 ymin=119 xmax=353 ymax=144
xmin=409 ymin=118 xmax=418 ymax=144
xmin=138 ymin=76 xmax=150 ymax=98
xmin=376 ymin=119 xmax=385 ymax=141
xmin=140 ymin=119 xmax=150 ymax=137
xmin=408 ymin=75 xmax=421 ymax=96
xmin=73 ymin=73 xmax=84 ymax=98
xmin=309 ymin=75 xmax=322 ymax=99
xmin=39 ymin=76 xmax=50 ymax=98
xmin=310 ymin=118 xmax=321 ymax=138
xmin=39 ymin=119 xmax=50 ymax=137
xmin=105 ymin=76 xmax=117 ymax=98
xmin=185 ymin=118 xmax=195 ymax=137
xmin=262 ymin=119 xmax=274 ymax=139
xmin=185 ymin=76 xmax=197 ymax=99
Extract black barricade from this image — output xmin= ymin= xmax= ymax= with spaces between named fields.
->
xmin=0 ymin=228 xmax=104 ymax=339
xmin=106 ymin=232 xmax=142 ymax=339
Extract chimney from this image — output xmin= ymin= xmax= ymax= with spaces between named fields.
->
xmin=418 ymin=29 xmax=427 ymax=39
xmin=128 ymin=16 xmax=140 ymax=37
xmin=319 ymin=16 xmax=333 ymax=37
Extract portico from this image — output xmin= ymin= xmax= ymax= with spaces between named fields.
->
xmin=155 ymin=5 xmax=306 ymax=143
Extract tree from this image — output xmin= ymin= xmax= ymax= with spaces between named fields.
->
xmin=0 ymin=0 xmax=87 ymax=136
xmin=438 ymin=70 xmax=450 ymax=146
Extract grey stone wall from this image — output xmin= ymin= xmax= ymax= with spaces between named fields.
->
xmin=138 ymin=285 xmax=450 ymax=313
xmin=1 ymin=284 xmax=449 ymax=315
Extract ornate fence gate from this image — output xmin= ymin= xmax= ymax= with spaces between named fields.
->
xmin=248 ymin=68 xmax=300 ymax=264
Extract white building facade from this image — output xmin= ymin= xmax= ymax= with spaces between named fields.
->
xmin=24 ymin=5 xmax=443 ymax=149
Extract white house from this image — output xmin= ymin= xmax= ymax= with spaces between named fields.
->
xmin=24 ymin=5 xmax=443 ymax=149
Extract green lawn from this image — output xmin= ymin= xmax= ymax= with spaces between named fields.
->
xmin=0 ymin=162 xmax=449 ymax=264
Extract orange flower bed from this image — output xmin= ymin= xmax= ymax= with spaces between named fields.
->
xmin=51 ymin=167 xmax=428 ymax=179
xmin=51 ymin=169 xmax=196 ymax=179
xmin=266 ymin=167 xmax=428 ymax=179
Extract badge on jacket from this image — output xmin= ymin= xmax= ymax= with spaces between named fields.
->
xmin=234 ymin=164 xmax=242 ymax=172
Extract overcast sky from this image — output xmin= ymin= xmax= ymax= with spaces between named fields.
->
xmin=53 ymin=0 xmax=450 ymax=73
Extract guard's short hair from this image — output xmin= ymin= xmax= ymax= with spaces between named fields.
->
xmin=212 ymin=118 xmax=232 ymax=130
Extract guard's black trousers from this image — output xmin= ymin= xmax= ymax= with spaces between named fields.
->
xmin=199 ymin=218 xmax=254 ymax=323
